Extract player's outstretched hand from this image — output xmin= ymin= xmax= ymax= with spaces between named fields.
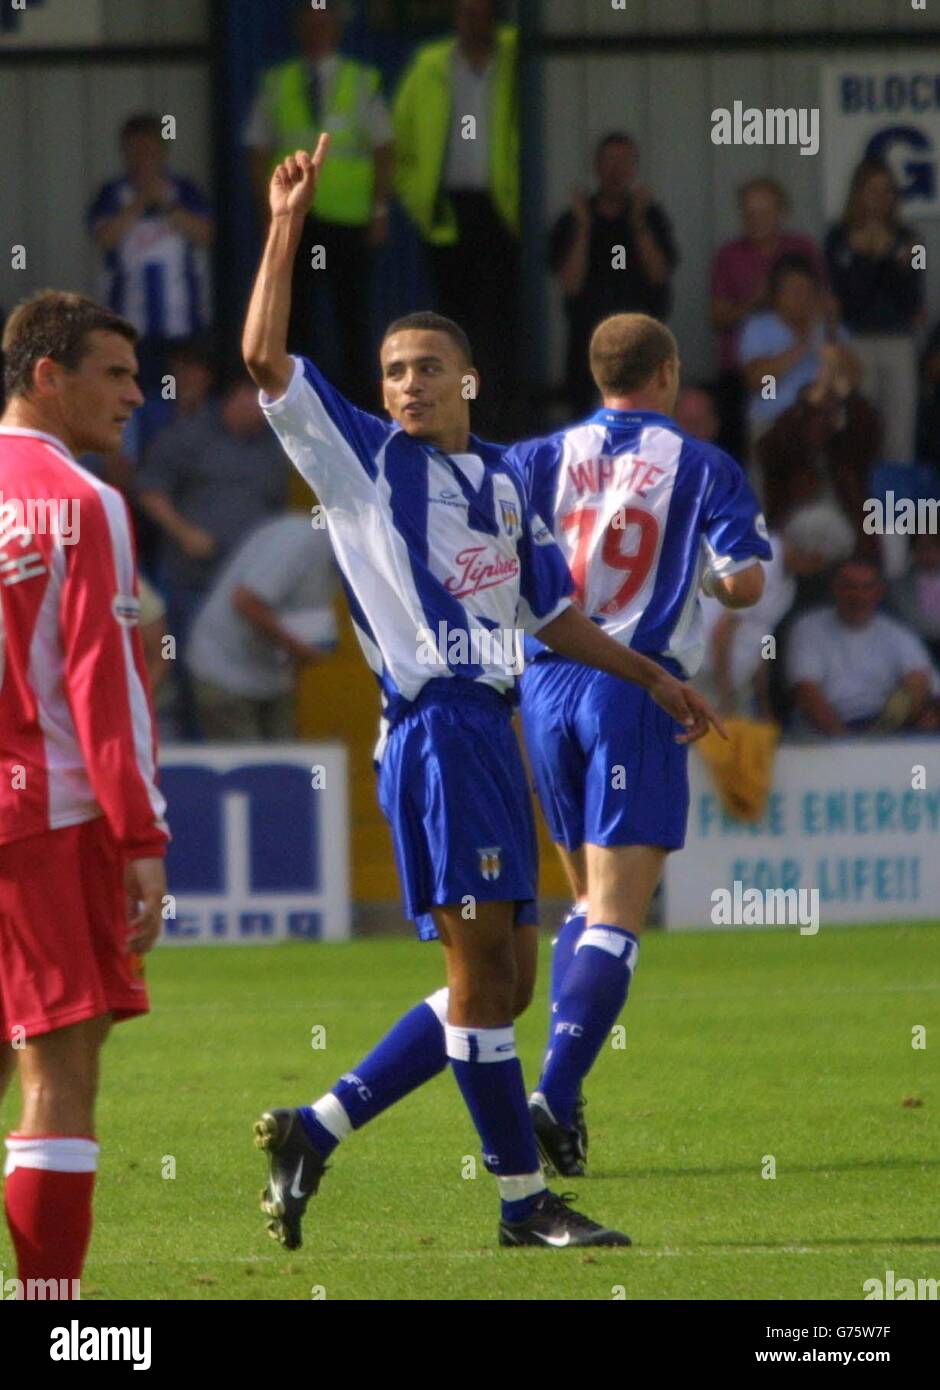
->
xmin=648 ymin=670 xmax=728 ymax=745
xmin=125 ymin=856 xmax=168 ymax=954
xmin=269 ymin=133 xmax=330 ymax=220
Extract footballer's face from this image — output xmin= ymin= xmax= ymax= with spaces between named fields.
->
xmin=45 ymin=330 xmax=143 ymax=455
xmin=380 ymin=329 xmax=479 ymax=452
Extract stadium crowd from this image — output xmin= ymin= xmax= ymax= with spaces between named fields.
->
xmin=5 ymin=0 xmax=938 ymax=747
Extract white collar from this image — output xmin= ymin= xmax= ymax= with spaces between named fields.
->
xmin=0 ymin=425 xmax=75 ymax=461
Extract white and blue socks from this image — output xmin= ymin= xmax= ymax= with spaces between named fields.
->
xmin=296 ymin=990 xmax=546 ymax=1223
xmin=297 ymin=987 xmax=449 ymax=1156
xmin=545 ymin=902 xmax=587 ymax=1055
xmin=445 ymin=1023 xmax=545 ymax=1222
xmin=537 ymin=924 xmax=639 ymax=1130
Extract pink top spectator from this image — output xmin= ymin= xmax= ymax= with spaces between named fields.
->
xmin=712 ymin=233 xmax=823 ymax=370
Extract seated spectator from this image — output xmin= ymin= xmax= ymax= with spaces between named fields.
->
xmin=711 ymin=177 xmax=823 ymax=456
xmin=87 ymin=113 xmax=213 ymax=393
xmin=825 ymin=156 xmax=924 ymax=464
xmin=787 ymin=558 xmax=934 ymax=736
xmin=739 ymin=252 xmax=861 ymax=449
xmin=136 ymin=375 xmax=290 ymax=737
xmin=755 ymin=337 xmax=879 ymax=558
xmin=674 ymin=384 xmax=721 ymax=444
xmin=186 ymin=513 xmax=339 ymax=741
xmin=888 ymin=532 xmax=940 ymax=665
xmin=549 ymin=131 xmax=678 ymax=418
xmin=700 ymin=500 xmax=856 ymax=717
xmin=699 ymin=501 xmax=855 ymax=718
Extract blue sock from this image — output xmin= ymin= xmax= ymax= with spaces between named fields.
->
xmin=445 ymin=1022 xmax=545 ymax=1223
xmin=298 ymin=988 xmax=449 ymax=1156
xmin=537 ymin=925 xmax=639 ymax=1129
xmin=546 ymin=905 xmax=586 ymax=1057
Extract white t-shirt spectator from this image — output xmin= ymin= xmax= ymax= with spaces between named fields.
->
xmin=187 ymin=514 xmax=338 ymax=699
xmin=787 ymin=607 xmax=933 ymax=724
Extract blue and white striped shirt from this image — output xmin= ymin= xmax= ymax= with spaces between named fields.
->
xmin=506 ymin=408 xmax=772 ymax=677
xmin=87 ymin=173 xmax=211 ymax=339
xmin=260 ymin=357 xmax=573 ymax=753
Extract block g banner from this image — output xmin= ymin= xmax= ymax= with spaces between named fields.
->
xmin=823 ymin=57 xmax=940 ymax=219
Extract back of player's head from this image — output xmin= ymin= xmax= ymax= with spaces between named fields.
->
xmin=2 ymin=290 xmax=137 ymax=400
xmin=589 ymin=313 xmax=677 ymax=397
xmin=382 ymin=311 xmax=473 ymax=367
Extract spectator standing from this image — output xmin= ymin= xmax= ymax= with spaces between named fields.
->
xmin=245 ymin=1 xmax=393 ymax=406
xmin=187 ymin=514 xmax=338 ymax=741
xmin=699 ymin=501 xmax=855 ymax=718
xmin=711 ymin=177 xmax=822 ymax=456
xmin=550 ymin=132 xmax=678 ymax=419
xmin=824 ymin=156 xmax=924 ymax=464
xmin=394 ymin=0 xmax=519 ymax=437
xmin=87 ymin=113 xmax=213 ymax=392
xmin=136 ymin=377 xmax=290 ymax=737
xmin=787 ymin=559 xmax=933 ymax=736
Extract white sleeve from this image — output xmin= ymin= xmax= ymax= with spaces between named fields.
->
xmin=259 ymin=356 xmax=392 ymax=511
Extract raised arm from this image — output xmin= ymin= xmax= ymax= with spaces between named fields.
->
xmin=242 ymin=132 xmax=330 ymax=399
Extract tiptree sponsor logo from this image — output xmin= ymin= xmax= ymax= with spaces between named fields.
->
xmin=443 ymin=546 xmax=520 ymax=599
xmin=710 ymin=881 xmax=820 ymax=935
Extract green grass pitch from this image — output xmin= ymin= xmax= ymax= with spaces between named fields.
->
xmin=2 ymin=922 xmax=936 ymax=1301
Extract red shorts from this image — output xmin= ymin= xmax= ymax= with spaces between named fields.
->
xmin=0 ymin=817 xmax=149 ymax=1042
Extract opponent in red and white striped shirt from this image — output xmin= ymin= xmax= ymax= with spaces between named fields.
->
xmin=0 ymin=290 xmax=168 ymax=1293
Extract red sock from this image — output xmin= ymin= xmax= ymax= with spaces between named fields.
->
xmin=4 ymin=1135 xmax=98 ymax=1283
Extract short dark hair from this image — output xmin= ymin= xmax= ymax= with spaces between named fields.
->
xmin=589 ymin=313 xmax=677 ymax=396
xmin=2 ymin=291 xmax=137 ymax=399
xmin=769 ymin=252 xmax=820 ymax=298
xmin=382 ymin=311 xmax=473 ymax=366
xmin=595 ymin=131 xmax=636 ymax=163
xmin=120 ymin=112 xmax=163 ymax=142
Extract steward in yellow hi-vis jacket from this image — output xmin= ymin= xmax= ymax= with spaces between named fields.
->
xmin=244 ymin=2 xmax=394 ymax=406
xmin=393 ymin=6 xmax=520 ymax=439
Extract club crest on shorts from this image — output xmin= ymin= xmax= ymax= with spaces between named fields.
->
xmin=478 ymin=845 xmax=502 ymax=880
xmin=499 ymin=498 xmax=520 ymax=537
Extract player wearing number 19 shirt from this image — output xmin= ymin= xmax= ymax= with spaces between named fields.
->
xmin=506 ymin=314 xmax=771 ymax=1177
xmin=243 ymin=139 xmax=724 ymax=1252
